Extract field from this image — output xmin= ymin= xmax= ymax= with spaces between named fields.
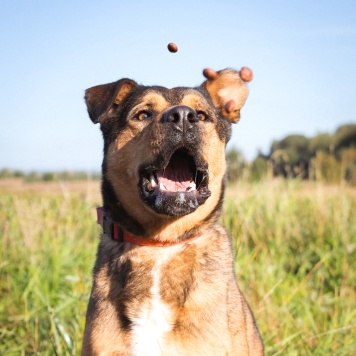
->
xmin=0 ymin=178 xmax=355 ymax=355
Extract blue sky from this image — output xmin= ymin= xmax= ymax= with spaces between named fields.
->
xmin=1 ymin=0 xmax=355 ymax=171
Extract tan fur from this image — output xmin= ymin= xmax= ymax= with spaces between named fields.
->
xmin=204 ymin=69 xmax=249 ymax=123
xmin=180 ymin=92 xmax=214 ymax=113
xmin=114 ymin=82 xmax=137 ymax=105
xmin=82 ymin=69 xmax=263 ymax=355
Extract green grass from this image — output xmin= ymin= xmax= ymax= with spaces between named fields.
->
xmin=0 ymin=180 xmax=355 ymax=355
xmin=0 ymin=191 xmax=98 ymax=355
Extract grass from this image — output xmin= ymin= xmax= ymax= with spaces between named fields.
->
xmin=0 ymin=179 xmax=355 ymax=355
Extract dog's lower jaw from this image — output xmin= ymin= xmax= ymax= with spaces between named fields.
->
xmin=140 ymin=188 xmax=211 ymax=217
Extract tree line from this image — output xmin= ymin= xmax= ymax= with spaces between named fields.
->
xmin=0 ymin=169 xmax=101 ymax=182
xmin=1 ymin=123 xmax=355 ymax=185
xmin=227 ymin=123 xmax=356 ymax=185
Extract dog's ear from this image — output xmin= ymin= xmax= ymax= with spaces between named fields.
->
xmin=85 ymin=79 xmax=137 ymax=124
xmin=202 ymin=68 xmax=250 ymax=123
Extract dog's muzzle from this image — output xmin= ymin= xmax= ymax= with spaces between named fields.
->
xmin=139 ymin=148 xmax=211 ymax=216
xmin=138 ymin=105 xmax=212 ymax=216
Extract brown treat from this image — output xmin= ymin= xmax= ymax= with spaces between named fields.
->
xmin=203 ymin=68 xmax=218 ymax=80
xmin=239 ymin=67 xmax=253 ymax=82
xmin=225 ymin=100 xmax=236 ymax=113
xmin=167 ymin=43 xmax=178 ymax=53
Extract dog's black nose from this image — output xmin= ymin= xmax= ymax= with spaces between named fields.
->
xmin=163 ymin=106 xmax=198 ymax=132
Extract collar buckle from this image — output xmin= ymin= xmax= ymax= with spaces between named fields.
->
xmin=97 ymin=207 xmax=121 ymax=241
xmin=103 ymin=215 xmax=114 ymax=238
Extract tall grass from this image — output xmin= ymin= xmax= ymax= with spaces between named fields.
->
xmin=0 ymin=190 xmax=99 ymax=355
xmin=223 ymin=180 xmax=356 ymax=355
xmin=0 ymin=180 xmax=355 ymax=355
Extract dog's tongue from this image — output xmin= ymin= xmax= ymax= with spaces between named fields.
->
xmin=157 ymin=154 xmax=192 ymax=192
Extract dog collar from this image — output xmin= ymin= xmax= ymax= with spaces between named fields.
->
xmin=96 ymin=207 xmax=201 ymax=247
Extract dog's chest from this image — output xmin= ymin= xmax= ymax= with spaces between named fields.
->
xmin=129 ymin=245 xmax=182 ymax=355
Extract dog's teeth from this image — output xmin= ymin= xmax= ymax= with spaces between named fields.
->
xmin=186 ymin=181 xmax=196 ymax=192
xmin=160 ymin=183 xmax=168 ymax=191
xmin=187 ymin=182 xmax=196 ymax=192
xmin=150 ymin=173 xmax=157 ymax=188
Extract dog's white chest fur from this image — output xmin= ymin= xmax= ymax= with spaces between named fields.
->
xmin=131 ymin=246 xmax=180 ymax=355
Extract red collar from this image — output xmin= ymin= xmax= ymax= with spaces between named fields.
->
xmin=96 ymin=207 xmax=201 ymax=247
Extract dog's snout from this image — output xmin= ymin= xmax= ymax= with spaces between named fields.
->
xmin=163 ymin=106 xmax=198 ymax=132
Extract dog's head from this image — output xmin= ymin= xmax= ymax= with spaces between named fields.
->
xmin=85 ymin=69 xmax=249 ymax=237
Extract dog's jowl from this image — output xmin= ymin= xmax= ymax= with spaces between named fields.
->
xmin=82 ymin=69 xmax=264 ymax=355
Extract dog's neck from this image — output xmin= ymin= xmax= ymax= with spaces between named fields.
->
xmin=96 ymin=207 xmax=203 ymax=246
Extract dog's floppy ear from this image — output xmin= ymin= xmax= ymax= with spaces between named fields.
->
xmin=202 ymin=68 xmax=250 ymax=123
xmin=85 ymin=79 xmax=137 ymax=124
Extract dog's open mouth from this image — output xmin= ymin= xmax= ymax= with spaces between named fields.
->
xmin=143 ymin=150 xmax=209 ymax=194
xmin=140 ymin=149 xmax=211 ymax=216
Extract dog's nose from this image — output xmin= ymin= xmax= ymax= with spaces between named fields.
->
xmin=163 ymin=106 xmax=198 ymax=132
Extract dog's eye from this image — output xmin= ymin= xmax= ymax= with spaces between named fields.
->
xmin=136 ymin=111 xmax=152 ymax=121
xmin=197 ymin=111 xmax=207 ymax=121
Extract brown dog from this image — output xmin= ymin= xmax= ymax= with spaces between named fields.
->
xmin=82 ymin=68 xmax=264 ymax=355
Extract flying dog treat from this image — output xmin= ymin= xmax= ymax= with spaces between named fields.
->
xmin=167 ymin=43 xmax=178 ymax=53
xmin=239 ymin=67 xmax=253 ymax=82
xmin=225 ymin=100 xmax=236 ymax=113
xmin=203 ymin=68 xmax=218 ymax=80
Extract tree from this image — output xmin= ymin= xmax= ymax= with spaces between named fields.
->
xmin=249 ymin=156 xmax=268 ymax=181
xmin=334 ymin=124 xmax=356 ymax=155
xmin=309 ymin=133 xmax=334 ymax=156
xmin=270 ymin=135 xmax=310 ymax=177
xmin=226 ymin=147 xmax=245 ymax=182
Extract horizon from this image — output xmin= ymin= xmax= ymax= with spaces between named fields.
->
xmin=1 ymin=1 xmax=355 ymax=171
xmin=0 ymin=120 xmax=354 ymax=174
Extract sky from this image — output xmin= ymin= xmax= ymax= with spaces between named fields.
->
xmin=1 ymin=0 xmax=355 ymax=171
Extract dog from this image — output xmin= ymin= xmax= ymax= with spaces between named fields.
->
xmin=82 ymin=68 xmax=264 ymax=355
